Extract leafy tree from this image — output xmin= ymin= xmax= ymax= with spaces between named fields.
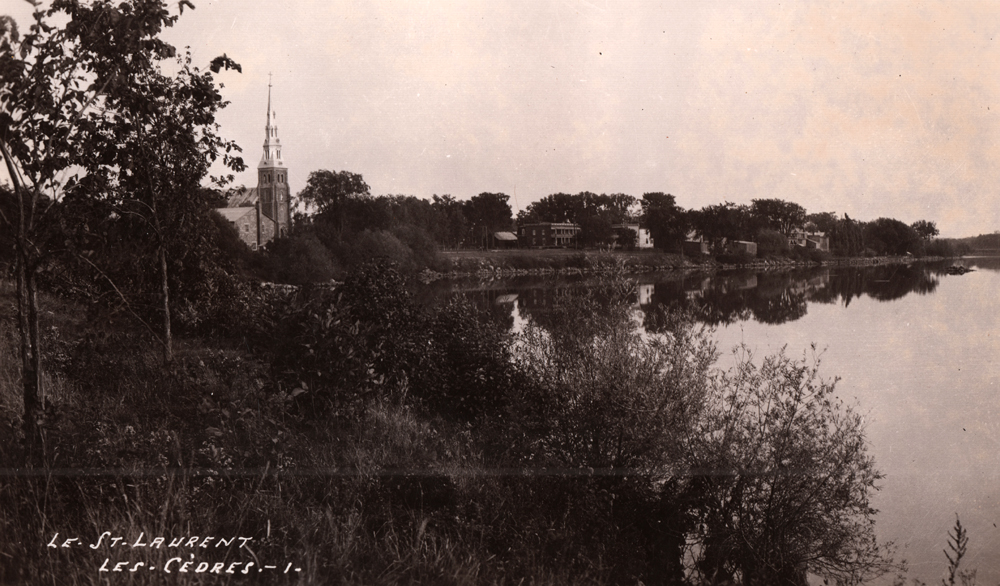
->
xmin=260 ymin=233 xmax=338 ymax=285
xmin=805 ymin=211 xmax=838 ymax=235
xmin=518 ymin=192 xmax=582 ymax=224
xmin=68 ymin=48 xmax=244 ymax=363
xmin=755 ymin=228 xmax=789 ymax=257
xmin=911 ymin=219 xmax=939 ymax=242
xmin=613 ymin=225 xmax=639 ymax=250
xmin=464 ymin=192 xmax=512 ymax=248
xmin=577 ymin=212 xmax=616 ymax=248
xmin=430 ymin=194 xmax=467 ymax=249
xmin=750 ymin=198 xmax=806 ymax=235
xmin=518 ymin=192 xmax=636 ymax=227
xmin=641 ymin=192 xmax=688 ymax=251
xmin=0 ymin=0 xmax=215 ymax=459
xmin=690 ymin=202 xmax=755 ymax=250
xmin=864 ymin=218 xmax=920 ymax=256
xmin=830 ymin=214 xmax=865 ymax=257
xmin=298 ymin=169 xmax=370 ymax=240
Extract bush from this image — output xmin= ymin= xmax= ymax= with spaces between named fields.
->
xmin=262 ymin=233 xmax=340 ymax=284
xmin=755 ymin=229 xmax=789 ymax=256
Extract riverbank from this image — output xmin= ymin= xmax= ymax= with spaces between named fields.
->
xmin=423 ymin=248 xmax=942 ymax=281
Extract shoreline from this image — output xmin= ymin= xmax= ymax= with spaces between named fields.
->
xmin=421 ymin=249 xmax=952 ymax=282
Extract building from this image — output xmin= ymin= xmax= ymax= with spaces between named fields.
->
xmin=493 ymin=231 xmax=519 ymax=249
xmin=215 ymin=82 xmax=291 ymax=250
xmin=517 ymin=222 xmax=580 ymax=248
xmin=730 ymin=240 xmax=758 ymax=256
xmin=789 ymin=230 xmax=830 ymax=252
xmin=612 ymin=223 xmax=654 ymax=249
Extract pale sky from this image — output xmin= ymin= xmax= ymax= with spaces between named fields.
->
xmin=7 ymin=0 xmax=1000 ymax=237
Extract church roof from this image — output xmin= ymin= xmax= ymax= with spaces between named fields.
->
xmin=225 ymin=187 xmax=259 ymax=207
xmin=215 ymin=207 xmax=255 ymax=222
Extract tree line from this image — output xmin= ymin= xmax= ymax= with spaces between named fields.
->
xmin=271 ymin=169 xmax=955 ymax=277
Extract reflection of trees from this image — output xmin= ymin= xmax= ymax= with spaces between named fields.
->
xmin=823 ymin=265 xmax=938 ymax=305
xmin=750 ymin=289 xmax=808 ymax=324
xmin=517 ymin=281 xmax=636 ymax=335
xmin=420 ymin=262 xmax=946 ymax=332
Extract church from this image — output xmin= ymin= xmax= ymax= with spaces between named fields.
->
xmin=215 ymin=83 xmax=291 ymax=250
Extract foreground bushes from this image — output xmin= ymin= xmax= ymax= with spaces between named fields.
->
xmin=0 ymin=267 xmax=895 ymax=584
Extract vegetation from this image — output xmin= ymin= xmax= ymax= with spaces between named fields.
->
xmin=0 ymin=266 xmax=899 ymax=585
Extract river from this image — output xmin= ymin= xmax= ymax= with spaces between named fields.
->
xmin=416 ymin=257 xmax=1000 ymax=585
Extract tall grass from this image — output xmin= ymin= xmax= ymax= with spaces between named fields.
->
xmin=0 ymin=280 xmax=588 ymax=584
xmin=0 ymin=270 xmax=898 ymax=585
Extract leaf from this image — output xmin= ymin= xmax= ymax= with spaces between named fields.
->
xmin=209 ymin=53 xmax=242 ymax=74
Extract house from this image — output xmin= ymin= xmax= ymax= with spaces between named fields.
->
xmin=214 ymin=82 xmax=291 ymax=250
xmin=683 ymin=231 xmax=709 ymax=255
xmin=730 ymin=241 xmax=758 ymax=256
xmin=612 ymin=223 xmax=654 ymax=249
xmin=517 ymin=222 xmax=580 ymax=248
xmin=789 ymin=230 xmax=830 ymax=252
xmin=493 ymin=231 xmax=519 ymax=249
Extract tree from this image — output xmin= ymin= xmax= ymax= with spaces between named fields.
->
xmin=518 ymin=192 xmax=581 ymax=224
xmin=464 ymin=192 xmax=512 ymax=248
xmin=690 ymin=202 xmax=754 ymax=250
xmin=69 ymin=48 xmax=244 ymax=363
xmin=911 ymin=220 xmax=939 ymax=242
xmin=430 ymin=194 xmax=467 ymax=249
xmin=864 ymin=218 xmax=920 ymax=256
xmin=0 ymin=0 xmax=202 ymax=461
xmin=298 ymin=169 xmax=370 ymax=240
xmin=613 ymin=225 xmax=639 ymax=250
xmin=750 ymin=198 xmax=806 ymax=235
xmin=805 ymin=211 xmax=838 ymax=235
xmin=641 ymin=192 xmax=687 ymax=251
xmin=577 ymin=212 xmax=615 ymax=248
xmin=830 ymin=214 xmax=865 ymax=257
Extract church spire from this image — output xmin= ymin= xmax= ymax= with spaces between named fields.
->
xmin=260 ymin=74 xmax=283 ymax=167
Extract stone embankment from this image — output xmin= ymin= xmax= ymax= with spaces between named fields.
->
xmin=421 ymin=252 xmax=933 ymax=282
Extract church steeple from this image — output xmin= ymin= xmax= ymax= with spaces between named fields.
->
xmin=260 ymin=77 xmax=284 ymax=167
xmin=256 ymin=76 xmax=290 ymax=240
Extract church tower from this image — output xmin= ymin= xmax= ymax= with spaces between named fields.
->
xmin=257 ymin=79 xmax=289 ymax=241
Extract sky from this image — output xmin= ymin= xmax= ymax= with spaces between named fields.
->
xmin=7 ymin=0 xmax=1000 ymax=237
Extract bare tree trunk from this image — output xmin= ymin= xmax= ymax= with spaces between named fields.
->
xmin=15 ymin=245 xmax=44 ymax=465
xmin=2 ymin=140 xmax=44 ymax=466
xmin=159 ymin=245 xmax=172 ymax=363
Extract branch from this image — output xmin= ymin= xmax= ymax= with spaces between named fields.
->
xmin=75 ymin=253 xmax=166 ymax=350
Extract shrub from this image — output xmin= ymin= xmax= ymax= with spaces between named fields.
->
xmin=344 ymin=229 xmax=415 ymax=270
xmin=262 ymin=233 xmax=340 ymax=284
xmin=685 ymin=346 xmax=893 ymax=585
xmin=755 ymin=229 xmax=789 ymax=256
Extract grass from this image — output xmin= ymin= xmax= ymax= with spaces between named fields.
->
xmin=0 ymin=280 xmax=599 ymax=585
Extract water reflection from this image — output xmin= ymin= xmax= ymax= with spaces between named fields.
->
xmin=418 ymin=261 xmax=954 ymax=330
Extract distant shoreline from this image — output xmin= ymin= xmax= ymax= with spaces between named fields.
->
xmin=423 ymin=249 xmax=955 ymax=281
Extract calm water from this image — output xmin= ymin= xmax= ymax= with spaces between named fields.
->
xmin=417 ymin=257 xmax=1000 ymax=584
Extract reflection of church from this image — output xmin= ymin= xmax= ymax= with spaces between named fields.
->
xmin=215 ymin=83 xmax=290 ymax=250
